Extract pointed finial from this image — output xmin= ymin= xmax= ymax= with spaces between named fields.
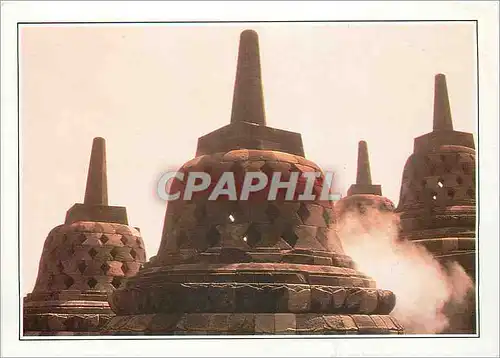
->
xmin=83 ymin=137 xmax=108 ymax=205
xmin=433 ymin=73 xmax=454 ymax=131
xmin=356 ymin=140 xmax=372 ymax=185
xmin=230 ymin=29 xmax=266 ymax=126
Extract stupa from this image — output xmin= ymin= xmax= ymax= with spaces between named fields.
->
xmin=23 ymin=137 xmax=147 ymax=335
xmin=396 ymin=74 xmax=476 ymax=333
xmin=335 ymin=140 xmax=395 ymax=217
xmin=104 ymin=30 xmax=403 ymax=335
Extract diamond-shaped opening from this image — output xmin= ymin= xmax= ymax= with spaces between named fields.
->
xmin=431 ymin=191 xmax=438 ymax=201
xmin=437 ymin=178 xmax=444 ymax=188
xmin=447 ymin=188 xmax=455 ymax=199
xmin=457 ymin=176 xmax=464 ymax=185
xmin=206 ymin=226 xmax=221 ymax=247
xmin=265 ymin=203 xmax=280 ymax=222
xmin=122 ymin=263 xmax=130 ymax=274
xmin=228 ymin=202 xmax=248 ymax=223
xmin=111 ymin=276 xmax=123 ymax=289
xmin=100 ymin=262 xmax=110 ymax=273
xmin=110 ymin=247 xmax=120 ymax=259
xmin=88 ymin=248 xmax=98 ymax=258
xmin=466 ymin=188 xmax=474 ymax=198
xmin=100 ymin=235 xmax=109 ymax=244
xmin=120 ymin=236 xmax=128 ymax=245
xmin=130 ymin=249 xmax=137 ymax=259
xmin=56 ymin=261 xmax=65 ymax=273
xmin=87 ymin=277 xmax=98 ymax=289
xmin=77 ymin=260 xmax=87 ymax=274
xmin=357 ymin=201 xmax=367 ymax=214
xmin=64 ymin=275 xmax=74 ymax=289
xmin=244 ymin=224 xmax=261 ymax=248
xmin=282 ymin=226 xmax=298 ymax=247
xmin=78 ymin=233 xmax=88 ymax=244
xmin=297 ymin=203 xmax=311 ymax=222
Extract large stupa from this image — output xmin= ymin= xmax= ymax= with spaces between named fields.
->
xmin=103 ymin=30 xmax=403 ymax=335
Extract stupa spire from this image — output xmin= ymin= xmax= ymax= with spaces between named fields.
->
xmin=433 ymin=73 xmax=454 ymax=132
xmin=230 ymin=29 xmax=266 ymax=126
xmin=84 ymin=137 xmax=108 ymax=205
xmin=347 ymin=140 xmax=382 ymax=196
xmin=356 ymin=140 xmax=372 ymax=185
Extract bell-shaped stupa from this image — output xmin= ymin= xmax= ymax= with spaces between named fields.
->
xmin=23 ymin=137 xmax=147 ymax=335
xmin=396 ymin=74 xmax=476 ymax=277
xmin=104 ymin=30 xmax=403 ymax=335
xmin=396 ymin=74 xmax=476 ymax=333
xmin=335 ymin=140 xmax=395 ymax=217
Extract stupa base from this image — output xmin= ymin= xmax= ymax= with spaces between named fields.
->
xmin=103 ymin=313 xmax=404 ymax=335
xmin=23 ymin=312 xmax=114 ymax=334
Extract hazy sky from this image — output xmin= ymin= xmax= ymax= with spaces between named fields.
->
xmin=20 ymin=22 xmax=477 ymax=295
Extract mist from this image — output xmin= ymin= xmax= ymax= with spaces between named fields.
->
xmin=335 ymin=205 xmax=474 ymax=334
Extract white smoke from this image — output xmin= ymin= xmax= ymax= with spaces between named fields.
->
xmin=335 ymin=206 xmax=474 ymax=334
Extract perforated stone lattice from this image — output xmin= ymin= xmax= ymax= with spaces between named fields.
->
xmin=33 ymin=221 xmax=146 ymax=293
xmin=156 ymin=149 xmax=341 ymax=264
xmin=398 ymin=148 xmax=476 ymax=209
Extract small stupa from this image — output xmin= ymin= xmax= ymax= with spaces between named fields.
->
xmin=335 ymin=140 xmax=395 ymax=218
xmin=23 ymin=137 xmax=147 ymax=335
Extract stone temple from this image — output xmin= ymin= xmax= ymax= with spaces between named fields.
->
xmin=23 ymin=29 xmax=477 ymax=336
xmin=395 ymin=74 xmax=476 ymax=333
xmin=103 ymin=30 xmax=403 ymax=335
xmin=23 ymin=137 xmax=147 ymax=335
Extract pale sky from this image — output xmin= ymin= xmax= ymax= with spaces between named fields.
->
xmin=20 ymin=22 xmax=477 ymax=295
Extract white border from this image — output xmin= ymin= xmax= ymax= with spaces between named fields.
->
xmin=2 ymin=1 xmax=499 ymax=357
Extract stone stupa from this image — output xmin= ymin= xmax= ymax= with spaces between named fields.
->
xmin=395 ymin=74 xmax=476 ymax=333
xmin=335 ymin=140 xmax=395 ymax=218
xmin=23 ymin=137 xmax=147 ymax=335
xmin=103 ymin=30 xmax=403 ymax=335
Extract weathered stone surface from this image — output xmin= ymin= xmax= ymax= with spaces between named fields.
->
xmin=102 ymin=29 xmax=402 ymax=336
xmin=23 ymin=138 xmax=146 ymax=335
xmin=102 ymin=313 xmax=402 ymax=335
xmin=395 ymin=74 xmax=476 ymax=334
